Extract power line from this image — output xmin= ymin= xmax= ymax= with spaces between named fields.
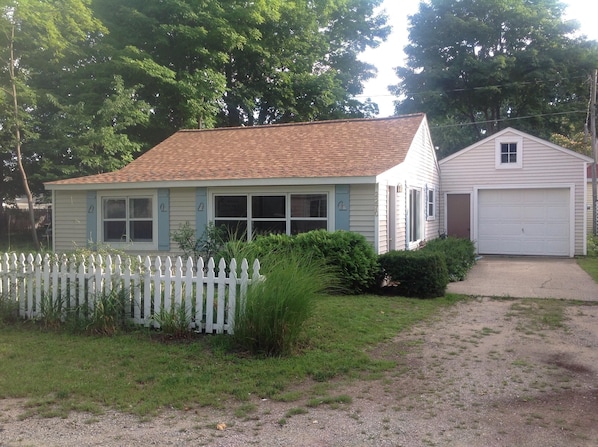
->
xmin=432 ymin=110 xmax=587 ymax=129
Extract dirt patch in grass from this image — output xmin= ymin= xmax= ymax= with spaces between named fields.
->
xmin=2 ymin=297 xmax=598 ymax=446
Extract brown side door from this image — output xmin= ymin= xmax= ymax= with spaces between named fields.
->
xmin=447 ymin=193 xmax=471 ymax=239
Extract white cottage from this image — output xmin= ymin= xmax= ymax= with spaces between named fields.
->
xmin=45 ymin=114 xmax=441 ymax=256
xmin=440 ymin=128 xmax=592 ymax=257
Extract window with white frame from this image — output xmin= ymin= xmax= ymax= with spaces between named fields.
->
xmin=408 ymin=188 xmax=422 ymax=243
xmin=102 ymin=196 xmax=154 ymax=243
xmin=427 ymin=188 xmax=436 ymax=220
xmin=214 ymin=193 xmax=328 ymax=238
xmin=495 ymin=136 xmax=523 ymax=169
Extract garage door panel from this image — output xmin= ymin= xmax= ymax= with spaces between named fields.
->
xmin=478 ymin=188 xmax=570 ymax=256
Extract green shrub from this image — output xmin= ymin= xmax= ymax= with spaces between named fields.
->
xmin=79 ymin=287 xmax=132 ymax=335
xmin=0 ymin=294 xmax=19 ymax=327
xmin=221 ymin=230 xmax=379 ymax=294
xmin=422 ymin=237 xmax=476 ymax=281
xmin=588 ymin=235 xmax=598 ymax=258
xmin=152 ymin=302 xmax=193 ymax=339
xmin=172 ymin=222 xmax=227 ymax=260
xmin=378 ymin=250 xmax=448 ymax=298
xmin=294 ymin=230 xmax=379 ymax=294
xmin=232 ymin=253 xmax=337 ymax=356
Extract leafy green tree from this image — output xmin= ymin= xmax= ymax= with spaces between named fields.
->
xmin=28 ymin=76 xmax=150 ymax=188
xmin=0 ymin=0 xmax=106 ymax=249
xmin=219 ymin=0 xmax=389 ymax=126
xmin=91 ymin=0 xmax=389 ymax=135
xmin=392 ymin=0 xmax=598 ymax=156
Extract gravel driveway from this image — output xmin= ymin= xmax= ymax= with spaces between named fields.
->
xmin=2 ymin=296 xmax=598 ymax=446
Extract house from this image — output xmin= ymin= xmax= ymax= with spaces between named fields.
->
xmin=44 ymin=114 xmax=442 ymax=256
xmin=440 ymin=128 xmax=592 ymax=257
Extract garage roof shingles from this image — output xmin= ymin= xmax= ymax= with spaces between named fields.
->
xmin=47 ymin=114 xmax=424 ymax=186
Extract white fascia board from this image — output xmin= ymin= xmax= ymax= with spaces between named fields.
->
xmin=44 ymin=176 xmax=379 ymax=191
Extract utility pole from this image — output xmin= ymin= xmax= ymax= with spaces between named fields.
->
xmin=592 ymin=69 xmax=597 ymax=236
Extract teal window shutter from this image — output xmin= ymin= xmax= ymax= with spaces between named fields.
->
xmin=86 ymin=191 xmax=97 ymax=246
xmin=196 ymin=187 xmax=208 ymax=237
xmin=157 ymin=189 xmax=170 ymax=251
xmin=334 ymin=185 xmax=350 ymax=231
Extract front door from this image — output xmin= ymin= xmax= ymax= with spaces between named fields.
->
xmin=447 ymin=193 xmax=471 ymax=239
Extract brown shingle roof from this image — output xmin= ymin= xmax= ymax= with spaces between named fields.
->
xmin=46 ymin=114 xmax=425 ymax=187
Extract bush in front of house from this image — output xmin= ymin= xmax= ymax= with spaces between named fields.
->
xmin=422 ymin=237 xmax=476 ymax=281
xmin=219 ymin=230 xmax=379 ymax=294
xmin=378 ymin=250 xmax=449 ymax=298
xmin=294 ymin=230 xmax=379 ymax=294
xmin=232 ymin=252 xmax=336 ymax=356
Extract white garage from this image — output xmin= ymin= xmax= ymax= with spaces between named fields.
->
xmin=439 ymin=127 xmax=592 ymax=257
xmin=477 ymin=188 xmax=571 ymax=256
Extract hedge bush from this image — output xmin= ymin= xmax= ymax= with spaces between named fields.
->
xmin=422 ymin=237 xmax=476 ymax=281
xmin=219 ymin=230 xmax=379 ymax=294
xmin=378 ymin=250 xmax=448 ymax=298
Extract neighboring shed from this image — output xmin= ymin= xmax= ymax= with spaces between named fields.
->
xmin=45 ymin=114 xmax=441 ymax=257
xmin=440 ymin=128 xmax=592 ymax=257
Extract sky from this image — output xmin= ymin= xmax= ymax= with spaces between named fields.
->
xmin=360 ymin=0 xmax=598 ymax=117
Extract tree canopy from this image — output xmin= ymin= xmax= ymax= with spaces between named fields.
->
xmin=0 ymin=0 xmax=389 ymax=213
xmin=392 ymin=0 xmax=598 ymax=158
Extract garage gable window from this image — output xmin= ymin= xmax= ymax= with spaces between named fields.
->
xmin=495 ymin=136 xmax=523 ymax=169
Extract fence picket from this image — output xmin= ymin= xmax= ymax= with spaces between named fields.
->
xmin=143 ymin=256 xmax=152 ymax=327
xmin=205 ymin=258 xmax=215 ymax=333
xmin=0 ymin=253 xmax=260 ymax=334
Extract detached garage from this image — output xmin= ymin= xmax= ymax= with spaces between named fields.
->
xmin=440 ymin=128 xmax=592 ymax=257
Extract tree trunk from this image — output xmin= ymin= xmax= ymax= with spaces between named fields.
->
xmin=9 ymin=23 xmax=40 ymax=251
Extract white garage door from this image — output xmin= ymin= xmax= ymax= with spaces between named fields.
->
xmin=478 ymin=188 xmax=570 ymax=256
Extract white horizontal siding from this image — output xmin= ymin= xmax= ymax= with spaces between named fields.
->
xmin=401 ymin=121 xmax=442 ymax=246
xmin=440 ymin=130 xmax=588 ymax=255
xmin=169 ymin=188 xmax=197 ymax=257
xmin=53 ymin=191 xmax=88 ymax=252
xmin=349 ymin=183 xmax=376 ymax=248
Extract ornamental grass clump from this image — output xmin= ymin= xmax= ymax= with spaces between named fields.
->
xmin=232 ymin=253 xmax=338 ymax=357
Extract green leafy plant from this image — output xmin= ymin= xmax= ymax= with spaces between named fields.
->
xmin=0 ymin=294 xmax=19 ymax=327
xmin=38 ymin=292 xmax=65 ymax=329
xmin=422 ymin=237 xmax=476 ymax=281
xmin=378 ymin=250 xmax=449 ymax=298
xmin=172 ymin=222 xmax=227 ymax=260
xmin=222 ymin=230 xmax=378 ymax=294
xmin=80 ymin=286 xmax=132 ymax=336
xmin=232 ymin=253 xmax=337 ymax=356
xmin=152 ymin=303 xmax=193 ymax=339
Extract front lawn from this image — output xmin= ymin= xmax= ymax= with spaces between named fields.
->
xmin=578 ymin=257 xmax=598 ymax=283
xmin=0 ymin=294 xmax=464 ymax=417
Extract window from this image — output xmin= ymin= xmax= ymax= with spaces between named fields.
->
xmin=409 ymin=189 xmax=422 ymax=243
xmin=214 ymin=193 xmax=328 ymax=238
xmin=102 ymin=197 xmax=153 ymax=243
xmin=427 ymin=188 xmax=436 ymax=220
xmin=500 ymin=143 xmax=517 ymax=164
xmin=495 ymin=137 xmax=523 ymax=169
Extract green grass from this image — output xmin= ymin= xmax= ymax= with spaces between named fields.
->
xmin=577 ymin=257 xmax=598 ymax=283
xmin=0 ymin=293 xmax=465 ymax=417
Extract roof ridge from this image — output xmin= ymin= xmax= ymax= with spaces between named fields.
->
xmin=178 ymin=113 xmax=425 ymax=133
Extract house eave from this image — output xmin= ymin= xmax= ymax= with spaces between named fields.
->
xmin=44 ymin=176 xmax=380 ymax=191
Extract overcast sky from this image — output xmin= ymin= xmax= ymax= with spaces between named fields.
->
xmin=359 ymin=0 xmax=598 ymax=117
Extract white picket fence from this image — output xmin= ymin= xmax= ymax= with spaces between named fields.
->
xmin=0 ymin=253 xmax=262 ymax=334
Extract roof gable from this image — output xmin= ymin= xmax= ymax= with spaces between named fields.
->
xmin=47 ymin=114 xmax=427 ymax=188
xmin=439 ymin=127 xmax=593 ymax=165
